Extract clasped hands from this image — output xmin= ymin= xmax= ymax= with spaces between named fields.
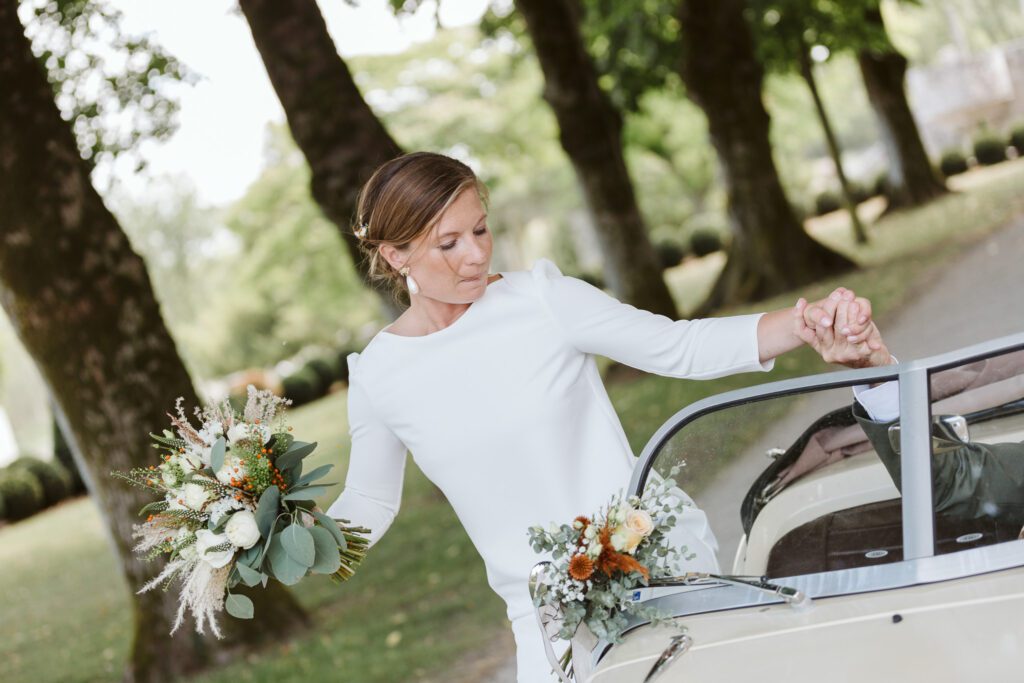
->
xmin=793 ymin=287 xmax=893 ymax=369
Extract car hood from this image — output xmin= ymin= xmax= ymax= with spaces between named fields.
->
xmin=590 ymin=567 xmax=1024 ymax=682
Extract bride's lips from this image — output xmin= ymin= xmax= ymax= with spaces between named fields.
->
xmin=461 ymin=274 xmax=485 ymax=283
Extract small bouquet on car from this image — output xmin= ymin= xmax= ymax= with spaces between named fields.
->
xmin=111 ymin=386 xmax=368 ymax=638
xmin=528 ymin=467 xmax=690 ymax=644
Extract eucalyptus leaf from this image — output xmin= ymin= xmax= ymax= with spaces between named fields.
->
xmin=210 ymin=436 xmax=226 ymax=473
xmin=238 ymin=544 xmax=263 ymax=570
xmin=225 ymin=593 xmax=254 ymax=619
xmin=255 ymin=486 xmax=280 ymax=538
xmin=235 ymin=561 xmax=264 ymax=587
xmin=309 ymin=526 xmax=342 ymax=574
xmin=267 ymin=534 xmax=307 ymax=585
xmin=275 ymin=441 xmax=317 ymax=471
xmin=282 ymin=485 xmax=331 ymax=502
xmin=295 ymin=463 xmax=334 ymax=487
xmin=281 ymin=523 xmax=315 ymax=567
xmin=312 ymin=511 xmax=348 ymax=551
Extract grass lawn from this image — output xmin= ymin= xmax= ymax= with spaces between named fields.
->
xmin=1 ymin=159 xmax=1022 ymax=683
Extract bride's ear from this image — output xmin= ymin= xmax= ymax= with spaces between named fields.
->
xmin=378 ymin=244 xmax=404 ymax=272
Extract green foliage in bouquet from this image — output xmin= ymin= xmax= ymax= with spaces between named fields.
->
xmin=111 ymin=386 xmax=369 ymax=637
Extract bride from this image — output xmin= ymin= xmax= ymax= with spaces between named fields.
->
xmin=326 ymin=151 xmax=874 ymax=681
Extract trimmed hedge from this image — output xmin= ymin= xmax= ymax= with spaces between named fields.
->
xmin=281 ymin=366 xmax=322 ymax=408
xmin=9 ymin=456 xmax=71 ymax=506
xmin=690 ymin=229 xmax=723 ymax=258
xmin=655 ymin=240 xmax=687 ymax=270
xmin=303 ymin=358 xmax=339 ymax=393
xmin=973 ymin=134 xmax=1006 ymax=166
xmin=814 ymin=191 xmax=841 ymax=216
xmin=1010 ymin=125 xmax=1024 ymax=153
xmin=0 ymin=468 xmax=45 ymax=521
xmin=939 ymin=150 xmax=968 ymax=177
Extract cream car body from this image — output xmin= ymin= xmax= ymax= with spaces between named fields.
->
xmin=534 ymin=333 xmax=1024 ymax=682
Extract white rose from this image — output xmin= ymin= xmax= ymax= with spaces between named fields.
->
xmin=216 ymin=455 xmax=246 ymax=485
xmin=586 ymin=541 xmax=603 ymax=559
xmin=182 ymin=483 xmax=210 ymax=511
xmin=224 ymin=510 xmax=261 ymax=549
xmin=195 ymin=529 xmax=234 ymax=568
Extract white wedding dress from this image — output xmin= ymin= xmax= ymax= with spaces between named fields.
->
xmin=326 ymin=259 xmax=773 ymax=681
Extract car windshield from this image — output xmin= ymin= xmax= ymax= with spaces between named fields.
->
xmin=635 ymin=339 xmax=1024 ymax=591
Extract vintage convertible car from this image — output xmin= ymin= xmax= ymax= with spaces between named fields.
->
xmin=531 ymin=332 xmax=1024 ymax=682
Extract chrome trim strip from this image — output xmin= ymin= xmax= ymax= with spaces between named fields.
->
xmin=899 ymin=366 xmax=934 ymax=559
xmin=622 ymin=540 xmax=1024 ymax=628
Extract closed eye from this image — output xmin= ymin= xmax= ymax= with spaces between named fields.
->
xmin=440 ymin=225 xmax=488 ymax=251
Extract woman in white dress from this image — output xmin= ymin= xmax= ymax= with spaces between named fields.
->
xmin=325 ymin=152 xmax=874 ymax=681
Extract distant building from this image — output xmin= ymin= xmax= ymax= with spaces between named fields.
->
xmin=908 ymin=39 xmax=1024 ymax=153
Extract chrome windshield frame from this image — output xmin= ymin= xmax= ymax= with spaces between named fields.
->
xmin=628 ymin=331 xmax=1024 ymax=574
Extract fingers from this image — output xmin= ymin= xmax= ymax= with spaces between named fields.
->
xmin=853 ymin=296 xmax=872 ymax=325
xmin=792 ymin=298 xmax=818 ymax=345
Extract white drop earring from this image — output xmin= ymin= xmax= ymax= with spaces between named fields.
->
xmin=400 ymin=266 xmax=420 ymax=295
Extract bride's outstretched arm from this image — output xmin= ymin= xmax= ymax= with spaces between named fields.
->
xmin=325 ymin=370 xmax=407 ymax=547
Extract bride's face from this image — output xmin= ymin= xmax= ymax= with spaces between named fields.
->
xmin=383 ymin=188 xmax=493 ymax=304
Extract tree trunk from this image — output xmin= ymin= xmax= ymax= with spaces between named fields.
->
xmin=0 ymin=4 xmax=308 ymax=680
xmin=798 ymin=45 xmax=869 ymax=244
xmin=514 ymin=0 xmax=678 ymax=317
xmin=679 ymin=0 xmax=853 ymax=312
xmin=237 ymin=0 xmax=404 ymax=319
xmin=858 ymin=7 xmax=947 ymax=211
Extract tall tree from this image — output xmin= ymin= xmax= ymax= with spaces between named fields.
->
xmin=237 ymin=0 xmax=404 ymax=318
xmin=513 ymin=0 xmax=678 ymax=317
xmin=678 ymin=0 xmax=853 ymax=310
xmin=0 ymin=3 xmax=307 ymax=681
xmin=749 ymin=0 xmax=871 ymax=244
xmin=857 ymin=3 xmax=947 ymax=209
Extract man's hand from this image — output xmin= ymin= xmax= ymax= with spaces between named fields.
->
xmin=795 ymin=297 xmax=893 ymax=368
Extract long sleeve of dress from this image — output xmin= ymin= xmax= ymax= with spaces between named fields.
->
xmin=529 ymin=259 xmax=773 ymax=379
xmin=325 ymin=354 xmax=407 ymax=547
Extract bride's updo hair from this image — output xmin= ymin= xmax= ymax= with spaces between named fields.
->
xmin=355 ymin=152 xmax=488 ymax=299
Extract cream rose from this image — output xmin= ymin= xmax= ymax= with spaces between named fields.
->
xmin=612 ymin=509 xmax=655 ymax=554
xmin=195 ymin=529 xmax=234 ymax=568
xmin=625 ymin=509 xmax=654 ymax=538
xmin=181 ymin=483 xmax=210 ymax=511
xmin=224 ymin=510 xmax=261 ymax=549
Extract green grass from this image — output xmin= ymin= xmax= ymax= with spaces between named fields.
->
xmin=1 ymin=159 xmax=1022 ymax=683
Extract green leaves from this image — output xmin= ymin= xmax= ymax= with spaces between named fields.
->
xmin=282 ymin=485 xmax=331 ymax=502
xmin=275 ymin=441 xmax=317 ymax=472
xmin=267 ymin=533 xmax=306 ymax=586
xmin=309 ymin=526 xmax=342 ymax=574
xmin=313 ymin=511 xmax=348 ymax=552
xmin=225 ymin=593 xmax=254 ymax=619
xmin=280 ymin=523 xmax=315 ymax=567
xmin=234 ymin=561 xmax=265 ymax=588
xmin=255 ymin=485 xmax=280 ymax=537
xmin=210 ymin=436 xmax=226 ymax=473
xmin=295 ymin=463 xmax=334 ymax=487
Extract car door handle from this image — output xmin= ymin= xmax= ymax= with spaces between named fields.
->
xmin=644 ymin=632 xmax=693 ymax=683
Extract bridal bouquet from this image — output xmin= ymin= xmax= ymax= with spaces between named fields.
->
xmin=528 ymin=468 xmax=690 ymax=643
xmin=112 ymin=386 xmax=368 ymax=638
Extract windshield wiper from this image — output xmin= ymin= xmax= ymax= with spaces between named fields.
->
xmin=650 ymin=572 xmax=813 ymax=609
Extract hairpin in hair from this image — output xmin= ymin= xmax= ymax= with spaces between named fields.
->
xmin=354 ymin=222 xmax=369 ymax=240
